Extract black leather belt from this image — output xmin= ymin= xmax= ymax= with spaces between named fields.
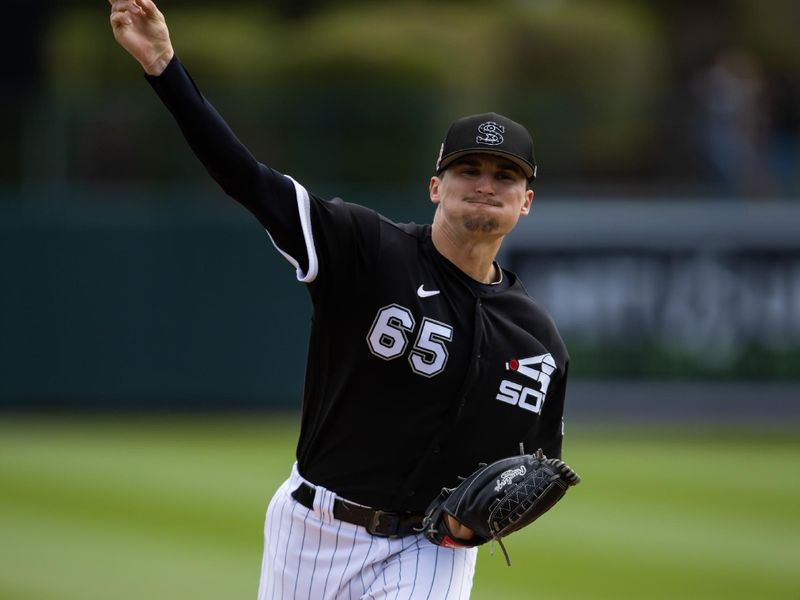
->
xmin=291 ymin=482 xmax=424 ymax=538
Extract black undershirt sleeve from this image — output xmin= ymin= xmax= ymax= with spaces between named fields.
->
xmin=145 ymin=55 xmax=308 ymax=273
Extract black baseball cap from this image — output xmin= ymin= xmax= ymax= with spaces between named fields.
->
xmin=435 ymin=112 xmax=537 ymax=180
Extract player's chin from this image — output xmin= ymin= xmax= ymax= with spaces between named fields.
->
xmin=462 ymin=215 xmax=500 ymax=233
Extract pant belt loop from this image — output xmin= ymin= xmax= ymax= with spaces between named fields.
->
xmin=311 ymin=484 xmax=335 ymax=525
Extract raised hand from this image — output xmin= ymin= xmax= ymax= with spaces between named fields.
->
xmin=109 ymin=0 xmax=173 ymax=75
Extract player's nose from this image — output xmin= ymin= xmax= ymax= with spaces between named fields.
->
xmin=474 ymin=172 xmax=496 ymax=194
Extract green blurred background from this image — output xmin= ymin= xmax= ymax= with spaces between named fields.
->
xmin=2 ymin=0 xmax=800 ymax=598
xmin=2 ymin=417 xmax=798 ymax=599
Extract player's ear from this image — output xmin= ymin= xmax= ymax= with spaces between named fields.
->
xmin=429 ymin=176 xmax=442 ymax=205
xmin=519 ymin=189 xmax=534 ymax=216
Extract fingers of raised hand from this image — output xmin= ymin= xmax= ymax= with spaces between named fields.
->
xmin=110 ymin=0 xmax=143 ymax=14
xmin=110 ymin=11 xmax=131 ymax=30
xmin=113 ymin=0 xmax=163 ymax=21
xmin=137 ymin=0 xmax=162 ymax=16
xmin=109 ymin=5 xmax=142 ymax=34
xmin=109 ymin=0 xmax=144 ymax=26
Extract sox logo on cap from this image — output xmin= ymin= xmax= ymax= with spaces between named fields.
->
xmin=476 ymin=121 xmax=504 ymax=146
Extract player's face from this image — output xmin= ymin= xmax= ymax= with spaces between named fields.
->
xmin=429 ymin=154 xmax=534 ymax=238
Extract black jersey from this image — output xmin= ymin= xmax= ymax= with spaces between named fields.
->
xmin=147 ymin=57 xmax=569 ymax=514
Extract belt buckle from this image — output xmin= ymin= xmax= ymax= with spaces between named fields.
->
xmin=366 ymin=510 xmax=400 ymax=538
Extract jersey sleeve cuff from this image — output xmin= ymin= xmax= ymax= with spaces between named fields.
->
xmin=265 ymin=176 xmax=319 ymax=283
xmin=143 ymin=53 xmax=181 ymax=85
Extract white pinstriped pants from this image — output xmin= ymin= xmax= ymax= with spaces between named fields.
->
xmin=257 ymin=464 xmax=477 ymax=600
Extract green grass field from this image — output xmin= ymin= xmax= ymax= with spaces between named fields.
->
xmin=1 ymin=415 xmax=798 ymax=600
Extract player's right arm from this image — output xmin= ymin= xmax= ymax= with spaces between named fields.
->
xmin=108 ymin=0 xmax=382 ymax=290
xmin=108 ymin=0 xmax=313 ymax=278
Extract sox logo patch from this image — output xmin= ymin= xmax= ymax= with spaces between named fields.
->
xmin=495 ymin=353 xmax=556 ymax=414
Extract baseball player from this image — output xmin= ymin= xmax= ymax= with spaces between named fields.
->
xmin=109 ymin=1 xmax=571 ymax=598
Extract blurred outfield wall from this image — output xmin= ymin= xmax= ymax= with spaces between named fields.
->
xmin=2 ymin=188 xmax=800 ymax=415
xmin=504 ymin=199 xmax=800 ymax=378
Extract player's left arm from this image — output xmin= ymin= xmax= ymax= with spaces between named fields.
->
xmin=445 ymin=364 xmax=568 ymax=542
xmin=444 ymin=360 xmax=569 ymax=543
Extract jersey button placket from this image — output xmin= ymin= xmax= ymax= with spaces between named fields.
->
xmin=476 ymin=299 xmax=484 ymax=361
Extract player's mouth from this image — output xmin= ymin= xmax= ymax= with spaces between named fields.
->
xmin=464 ymin=197 xmax=501 ymax=207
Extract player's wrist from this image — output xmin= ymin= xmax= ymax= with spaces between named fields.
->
xmin=143 ymin=46 xmax=174 ymax=76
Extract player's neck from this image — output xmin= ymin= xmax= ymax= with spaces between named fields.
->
xmin=431 ymin=223 xmax=503 ymax=284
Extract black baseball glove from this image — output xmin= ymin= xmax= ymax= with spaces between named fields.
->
xmin=421 ymin=448 xmax=580 ymax=565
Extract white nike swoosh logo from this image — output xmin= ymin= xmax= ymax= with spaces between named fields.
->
xmin=417 ymin=285 xmax=440 ymax=298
